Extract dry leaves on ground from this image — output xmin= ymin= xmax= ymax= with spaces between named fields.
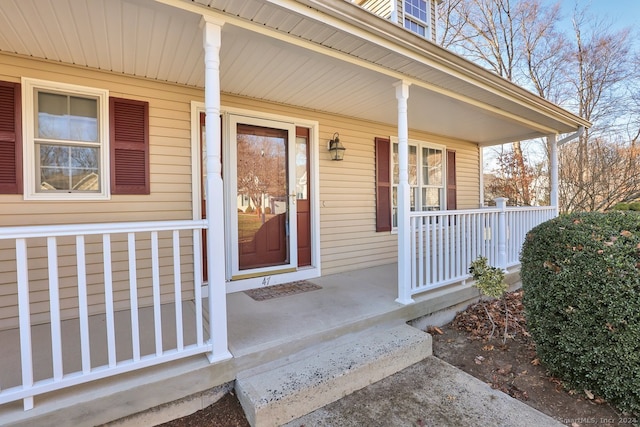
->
xmin=431 ymin=290 xmax=629 ymax=427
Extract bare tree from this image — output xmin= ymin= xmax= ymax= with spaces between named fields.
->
xmin=559 ymin=137 xmax=640 ymax=212
xmin=439 ymin=0 xmax=522 ymax=79
xmin=438 ymin=0 xmax=468 ymax=49
xmin=485 ymin=146 xmax=538 ymax=206
xmin=439 ymin=0 xmax=567 ymax=206
xmin=559 ymin=6 xmax=633 ymax=212
xmin=440 ymin=0 xmax=639 ymax=212
xmin=519 ymin=1 xmax=567 ymax=101
xmin=518 ymin=1 xmax=569 ymax=204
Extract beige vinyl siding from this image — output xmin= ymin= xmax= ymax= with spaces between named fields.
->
xmin=0 ymin=53 xmax=201 ymax=329
xmin=358 ymin=0 xmax=393 ymax=19
xmin=0 ymin=53 xmax=482 ymax=329
xmin=221 ymin=95 xmax=481 ymax=276
xmin=431 ymin=0 xmax=437 ymax=41
xmin=0 ymin=53 xmax=200 ymax=226
xmin=455 ymin=145 xmax=481 ymax=209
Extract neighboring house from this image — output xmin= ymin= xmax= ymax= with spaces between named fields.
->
xmin=0 ymin=0 xmax=589 ymax=422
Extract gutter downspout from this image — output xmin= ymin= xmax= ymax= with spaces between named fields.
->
xmin=557 ymin=126 xmax=585 ymax=147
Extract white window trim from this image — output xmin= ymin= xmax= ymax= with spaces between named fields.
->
xmin=22 ymin=77 xmax=110 ymax=201
xmin=390 ymin=136 xmax=446 ymax=232
xmin=403 ymin=0 xmax=431 ymax=38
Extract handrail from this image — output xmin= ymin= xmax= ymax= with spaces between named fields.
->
xmin=0 ymin=218 xmax=221 ymax=411
xmin=408 ymin=205 xmax=555 ymax=218
xmin=407 ymin=205 xmax=556 ymax=297
xmin=0 ymin=219 xmax=208 ymax=240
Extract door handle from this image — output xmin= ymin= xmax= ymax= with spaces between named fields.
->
xmin=288 ymin=193 xmax=296 ymax=205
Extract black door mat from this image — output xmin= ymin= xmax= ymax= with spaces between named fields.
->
xmin=244 ymin=280 xmax=322 ymax=301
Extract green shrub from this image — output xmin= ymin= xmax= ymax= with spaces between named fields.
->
xmin=469 ymin=256 xmax=507 ymax=299
xmin=612 ymin=202 xmax=640 ymax=211
xmin=612 ymin=203 xmax=630 ymax=211
xmin=520 ymin=212 xmax=640 ymax=415
xmin=469 ymin=256 xmax=509 ymax=341
xmin=244 ymin=206 xmax=254 ymax=214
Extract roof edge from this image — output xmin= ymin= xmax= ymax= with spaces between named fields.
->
xmin=290 ymin=0 xmax=591 ymax=131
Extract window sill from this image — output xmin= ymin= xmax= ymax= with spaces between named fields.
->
xmin=24 ymin=192 xmax=110 ymax=201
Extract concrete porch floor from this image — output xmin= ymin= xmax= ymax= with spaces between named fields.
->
xmin=0 ymin=263 xmax=509 ymax=427
xmin=227 ymin=263 xmax=483 ymax=365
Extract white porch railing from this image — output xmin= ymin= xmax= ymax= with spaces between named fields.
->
xmin=408 ymin=202 xmax=555 ymax=296
xmin=0 ymin=220 xmax=227 ymax=411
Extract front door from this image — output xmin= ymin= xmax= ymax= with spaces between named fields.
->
xmin=198 ymin=110 xmax=313 ymax=285
xmin=228 ymin=115 xmax=298 ymax=278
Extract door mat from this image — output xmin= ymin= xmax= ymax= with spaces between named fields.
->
xmin=244 ymin=280 xmax=322 ymax=301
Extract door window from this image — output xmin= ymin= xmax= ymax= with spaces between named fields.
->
xmin=236 ymin=123 xmax=291 ymax=271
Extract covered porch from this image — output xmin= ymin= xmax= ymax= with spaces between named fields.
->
xmin=0 ymin=259 xmax=525 ymax=426
xmin=0 ymin=204 xmax=551 ymax=415
xmin=0 ymin=0 xmax=589 ymax=421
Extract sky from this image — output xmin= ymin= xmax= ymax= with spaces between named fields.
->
xmin=581 ymin=0 xmax=640 ymax=27
xmin=554 ymin=0 xmax=640 ymax=35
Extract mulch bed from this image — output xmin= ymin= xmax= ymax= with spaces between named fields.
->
xmin=156 ymin=392 xmax=249 ymax=427
xmin=431 ymin=290 xmax=634 ymax=427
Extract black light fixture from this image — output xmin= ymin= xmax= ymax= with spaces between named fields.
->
xmin=328 ymin=132 xmax=346 ymax=161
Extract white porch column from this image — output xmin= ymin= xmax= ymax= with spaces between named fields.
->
xmin=394 ymin=81 xmax=414 ymax=305
xmin=494 ymin=197 xmax=508 ymax=271
xmin=549 ymin=133 xmax=559 ymax=216
xmin=202 ymin=17 xmax=232 ymax=362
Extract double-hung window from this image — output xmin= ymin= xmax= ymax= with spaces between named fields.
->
xmin=392 ymin=139 xmax=444 ymax=228
xmin=23 ymin=78 xmax=109 ymax=199
xmin=404 ymin=0 xmax=429 ymax=38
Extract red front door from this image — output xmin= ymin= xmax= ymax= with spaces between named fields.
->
xmin=200 ymin=114 xmax=312 ymax=280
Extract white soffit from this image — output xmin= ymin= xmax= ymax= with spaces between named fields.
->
xmin=190 ymin=0 xmax=587 ymax=141
xmin=0 ymin=0 xmax=204 ymax=86
xmin=220 ymin=25 xmax=534 ymax=145
xmin=0 ymin=0 xmax=586 ymax=144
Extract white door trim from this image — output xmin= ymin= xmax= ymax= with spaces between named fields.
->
xmin=191 ymin=103 xmax=321 ymax=293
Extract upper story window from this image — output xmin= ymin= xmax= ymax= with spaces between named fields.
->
xmin=404 ymin=0 xmax=429 ymax=38
xmin=23 ymin=78 xmax=109 ymax=200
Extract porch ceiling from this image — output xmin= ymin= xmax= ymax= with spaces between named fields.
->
xmin=0 ymin=0 xmax=589 ymax=145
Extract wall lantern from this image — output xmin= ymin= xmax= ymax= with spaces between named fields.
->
xmin=328 ymin=132 xmax=346 ymax=161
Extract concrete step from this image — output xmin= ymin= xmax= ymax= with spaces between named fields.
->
xmin=235 ymin=323 xmax=432 ymax=427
